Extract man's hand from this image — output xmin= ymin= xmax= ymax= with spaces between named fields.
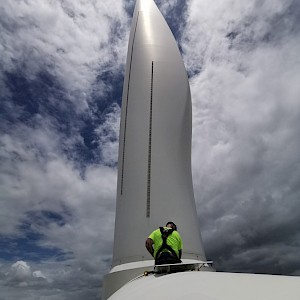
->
xmin=145 ymin=238 xmax=154 ymax=257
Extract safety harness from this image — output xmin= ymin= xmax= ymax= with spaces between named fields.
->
xmin=155 ymin=227 xmax=179 ymax=260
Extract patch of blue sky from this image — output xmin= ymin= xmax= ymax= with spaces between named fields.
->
xmin=124 ymin=0 xmax=136 ymax=19
xmin=24 ymin=210 xmax=68 ymax=228
xmin=157 ymin=0 xmax=188 ymax=42
xmin=2 ymin=70 xmax=76 ymax=132
xmin=1 ymin=65 xmax=122 ymax=168
xmin=0 ymin=210 xmax=71 ymax=262
xmin=0 ymin=235 xmax=69 ymax=262
xmin=154 ymin=0 xmax=196 ymax=78
xmin=92 ymin=68 xmax=124 ymax=111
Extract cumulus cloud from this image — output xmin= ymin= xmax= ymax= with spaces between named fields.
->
xmin=183 ymin=0 xmax=300 ymax=274
xmin=9 ymin=261 xmax=32 ymax=285
xmin=0 ymin=0 xmax=128 ymax=111
xmin=0 ymin=260 xmax=103 ymax=299
xmin=0 ymin=1 xmax=121 ymax=300
xmin=0 ymin=2 xmax=123 ymax=297
xmin=0 ymin=106 xmax=118 ymax=242
xmin=0 ymin=113 xmax=118 ymax=297
xmin=1 ymin=260 xmax=47 ymax=289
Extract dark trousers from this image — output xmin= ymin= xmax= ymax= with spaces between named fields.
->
xmin=155 ymin=252 xmax=181 ymax=265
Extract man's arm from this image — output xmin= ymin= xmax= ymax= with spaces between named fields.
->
xmin=145 ymin=238 xmax=154 ymax=257
xmin=176 ymin=232 xmax=182 ymax=259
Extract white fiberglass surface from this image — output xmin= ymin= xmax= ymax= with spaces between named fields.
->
xmin=109 ymin=271 xmax=300 ymax=300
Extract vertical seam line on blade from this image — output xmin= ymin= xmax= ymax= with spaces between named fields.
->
xmin=147 ymin=61 xmax=154 ymax=218
xmin=121 ymin=12 xmax=140 ymax=195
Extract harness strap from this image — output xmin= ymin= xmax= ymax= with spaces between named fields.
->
xmin=155 ymin=227 xmax=179 ymax=260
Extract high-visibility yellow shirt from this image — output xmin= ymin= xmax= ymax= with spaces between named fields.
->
xmin=148 ymin=227 xmax=182 ymax=258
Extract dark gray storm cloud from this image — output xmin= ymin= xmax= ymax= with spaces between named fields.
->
xmin=184 ymin=0 xmax=300 ymax=275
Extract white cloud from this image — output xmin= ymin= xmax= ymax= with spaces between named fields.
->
xmin=0 ymin=120 xmax=117 ymax=244
xmin=183 ymin=0 xmax=300 ymax=273
xmin=33 ymin=270 xmax=47 ymax=280
xmin=10 ymin=261 xmax=32 ymax=285
xmin=0 ymin=118 xmax=117 ymax=296
xmin=158 ymin=0 xmax=180 ymax=15
xmin=0 ymin=0 xmax=129 ymax=111
xmin=0 ymin=259 xmax=103 ymax=299
xmin=1 ymin=1 xmax=123 ymax=299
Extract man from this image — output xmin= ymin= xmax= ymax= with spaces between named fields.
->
xmin=145 ymin=221 xmax=182 ymax=265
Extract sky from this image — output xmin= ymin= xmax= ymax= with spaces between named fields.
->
xmin=0 ymin=0 xmax=300 ymax=299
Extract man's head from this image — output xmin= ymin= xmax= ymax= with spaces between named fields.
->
xmin=166 ymin=221 xmax=177 ymax=231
